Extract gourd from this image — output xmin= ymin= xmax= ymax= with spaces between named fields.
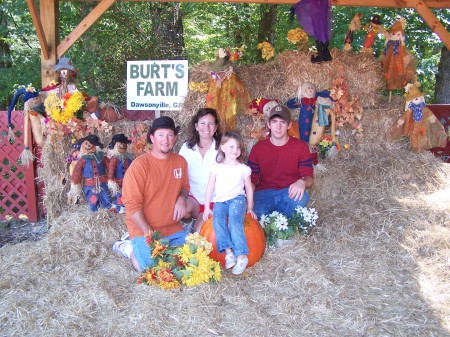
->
xmin=200 ymin=214 xmax=266 ymax=268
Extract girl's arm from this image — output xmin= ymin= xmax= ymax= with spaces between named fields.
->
xmin=244 ymin=175 xmax=257 ymax=219
xmin=202 ymin=172 xmax=216 ymax=221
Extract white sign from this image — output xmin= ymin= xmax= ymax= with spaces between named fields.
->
xmin=126 ymin=60 xmax=188 ymax=111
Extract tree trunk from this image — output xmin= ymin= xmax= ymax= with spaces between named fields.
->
xmin=434 ymin=44 xmax=450 ymax=104
xmin=0 ymin=8 xmax=12 ymax=109
xmin=258 ymin=5 xmax=277 ymax=45
xmin=150 ymin=2 xmax=185 ymax=60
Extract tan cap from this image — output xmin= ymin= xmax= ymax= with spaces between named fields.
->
xmin=268 ymin=105 xmax=291 ymax=121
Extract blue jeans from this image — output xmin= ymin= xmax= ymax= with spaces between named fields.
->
xmin=253 ymin=188 xmax=310 ymax=219
xmin=212 ymin=194 xmax=249 ymax=256
xmin=132 ymin=229 xmax=188 ymax=271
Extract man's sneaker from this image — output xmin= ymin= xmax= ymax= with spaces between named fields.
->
xmin=231 ymin=256 xmax=248 ymax=275
xmin=112 ymin=240 xmax=132 ymax=258
xmin=225 ymin=253 xmax=236 ymax=269
xmin=120 ymin=232 xmax=130 ymax=241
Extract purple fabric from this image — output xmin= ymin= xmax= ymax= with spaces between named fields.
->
xmin=292 ymin=0 xmax=331 ymax=43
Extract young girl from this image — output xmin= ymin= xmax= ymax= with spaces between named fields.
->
xmin=203 ymin=131 xmax=256 ymax=275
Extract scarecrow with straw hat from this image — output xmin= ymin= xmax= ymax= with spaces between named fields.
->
xmin=380 ymin=18 xmax=417 ymax=93
xmin=361 ymin=14 xmax=384 ymax=54
xmin=206 ymin=48 xmax=251 ymax=131
xmin=69 ymin=134 xmax=113 ymax=211
xmin=390 ymin=83 xmax=447 ymax=152
xmin=107 ymin=133 xmax=134 ymax=213
xmin=6 ymin=84 xmax=46 ymax=166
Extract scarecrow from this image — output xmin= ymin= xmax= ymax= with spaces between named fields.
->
xmin=107 ymin=134 xmax=134 ymax=213
xmin=361 ymin=14 xmax=383 ymax=54
xmin=380 ymin=18 xmax=416 ymax=95
xmin=390 ymin=83 xmax=447 ymax=152
xmin=286 ymin=82 xmax=318 ymax=142
xmin=343 ymin=13 xmax=364 ymax=52
xmin=69 ymin=134 xmax=112 ymax=211
xmin=291 ymin=0 xmax=332 ymax=63
xmin=206 ymin=47 xmax=251 ymax=131
xmin=250 ymin=97 xmax=300 ymax=140
xmin=6 ymin=84 xmax=46 ymax=166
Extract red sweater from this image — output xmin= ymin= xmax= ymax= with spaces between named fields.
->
xmin=247 ymin=137 xmax=313 ymax=191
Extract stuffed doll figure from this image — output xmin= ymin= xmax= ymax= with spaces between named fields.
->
xmin=206 ymin=47 xmax=251 ymax=131
xmin=380 ymin=18 xmax=416 ymax=91
xmin=361 ymin=14 xmax=383 ymax=54
xmin=309 ymin=94 xmax=336 ymax=148
xmin=6 ymin=84 xmax=46 ymax=166
xmin=69 ymin=135 xmax=112 ymax=211
xmin=107 ymin=134 xmax=134 ymax=213
xmin=390 ymin=83 xmax=447 ymax=152
xmin=343 ymin=13 xmax=364 ymax=52
xmin=286 ymin=82 xmax=317 ymax=142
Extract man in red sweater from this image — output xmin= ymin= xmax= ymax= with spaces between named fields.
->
xmin=247 ymin=105 xmax=314 ymax=219
xmin=122 ymin=116 xmax=190 ymax=272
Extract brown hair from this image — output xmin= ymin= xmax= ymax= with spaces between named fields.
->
xmin=186 ymin=108 xmax=222 ymax=150
xmin=216 ymin=130 xmax=245 ymax=163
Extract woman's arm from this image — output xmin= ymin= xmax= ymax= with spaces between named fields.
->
xmin=202 ymin=172 xmax=216 ymax=221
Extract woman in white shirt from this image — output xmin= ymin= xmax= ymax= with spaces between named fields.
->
xmin=179 ymin=108 xmax=222 ymax=232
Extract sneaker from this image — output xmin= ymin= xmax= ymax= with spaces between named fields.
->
xmin=225 ymin=253 xmax=236 ymax=269
xmin=112 ymin=239 xmax=132 ymax=258
xmin=120 ymin=232 xmax=130 ymax=241
xmin=231 ymin=256 xmax=248 ymax=275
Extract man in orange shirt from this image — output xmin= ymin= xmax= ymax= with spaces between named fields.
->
xmin=121 ymin=116 xmax=190 ymax=271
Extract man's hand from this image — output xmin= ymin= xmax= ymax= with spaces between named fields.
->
xmin=173 ymin=195 xmax=187 ymax=221
xmin=288 ymin=179 xmax=306 ymax=201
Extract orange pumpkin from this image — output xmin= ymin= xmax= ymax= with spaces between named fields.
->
xmin=200 ymin=214 xmax=266 ymax=268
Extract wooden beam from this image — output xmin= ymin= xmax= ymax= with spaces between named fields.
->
xmin=40 ymin=0 xmax=59 ymax=87
xmin=63 ymin=0 xmax=450 ymax=7
xmin=411 ymin=0 xmax=450 ymax=50
xmin=57 ymin=0 xmax=117 ymax=57
xmin=26 ymin=0 xmax=49 ymax=60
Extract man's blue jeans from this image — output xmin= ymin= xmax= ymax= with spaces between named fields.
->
xmin=253 ymin=187 xmax=310 ymax=219
xmin=212 ymin=194 xmax=249 ymax=256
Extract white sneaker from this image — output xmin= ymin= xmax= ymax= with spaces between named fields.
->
xmin=232 ymin=256 xmax=248 ymax=275
xmin=112 ymin=240 xmax=132 ymax=258
xmin=225 ymin=253 xmax=236 ymax=269
xmin=120 ymin=232 xmax=130 ymax=241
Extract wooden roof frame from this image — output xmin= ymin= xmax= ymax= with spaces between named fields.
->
xmin=27 ymin=0 xmax=450 ymax=86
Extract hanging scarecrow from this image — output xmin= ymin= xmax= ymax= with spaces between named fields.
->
xmin=380 ymin=18 xmax=416 ymax=92
xmin=69 ymin=134 xmax=112 ymax=211
xmin=6 ymin=84 xmax=46 ymax=166
xmin=206 ymin=47 xmax=251 ymax=131
xmin=361 ymin=14 xmax=383 ymax=54
xmin=390 ymin=83 xmax=447 ymax=152
xmin=107 ymin=134 xmax=134 ymax=213
xmin=291 ymin=0 xmax=332 ymax=63
xmin=343 ymin=13 xmax=364 ymax=52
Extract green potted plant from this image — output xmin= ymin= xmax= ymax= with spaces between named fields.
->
xmin=260 ymin=211 xmax=297 ymax=247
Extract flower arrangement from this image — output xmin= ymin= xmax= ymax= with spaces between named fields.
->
xmin=289 ymin=206 xmax=319 ymax=234
xmin=317 ymin=134 xmax=340 ymax=159
xmin=44 ymin=91 xmax=87 ymax=124
xmin=257 ymin=42 xmax=275 ymax=61
xmin=137 ymin=231 xmax=222 ymax=289
xmin=260 ymin=211 xmax=297 ymax=246
xmin=287 ymin=28 xmax=310 ymax=51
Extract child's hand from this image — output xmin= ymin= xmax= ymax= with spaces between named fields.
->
xmin=247 ymin=209 xmax=257 ymax=219
xmin=203 ymin=209 xmax=212 ymax=221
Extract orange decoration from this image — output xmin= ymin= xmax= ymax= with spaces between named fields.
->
xmin=200 ymin=214 xmax=266 ymax=268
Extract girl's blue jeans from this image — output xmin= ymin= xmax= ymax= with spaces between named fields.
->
xmin=212 ymin=194 xmax=249 ymax=256
xmin=132 ymin=229 xmax=188 ymax=271
xmin=253 ymin=187 xmax=310 ymax=219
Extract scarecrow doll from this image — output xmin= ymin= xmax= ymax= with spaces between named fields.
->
xmin=206 ymin=47 xmax=251 ymax=131
xmin=343 ymin=13 xmax=364 ymax=52
xmin=390 ymin=83 xmax=447 ymax=152
xmin=380 ymin=18 xmax=416 ymax=93
xmin=6 ymin=84 xmax=46 ymax=166
xmin=286 ymin=82 xmax=318 ymax=142
xmin=291 ymin=0 xmax=332 ymax=63
xmin=69 ymin=134 xmax=112 ymax=211
xmin=107 ymin=134 xmax=134 ymax=213
xmin=361 ymin=14 xmax=383 ymax=54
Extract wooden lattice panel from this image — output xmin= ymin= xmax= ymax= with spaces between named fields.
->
xmin=0 ymin=110 xmax=39 ymax=221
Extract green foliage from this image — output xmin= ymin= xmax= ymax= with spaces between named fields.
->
xmin=0 ymin=2 xmax=448 ymax=108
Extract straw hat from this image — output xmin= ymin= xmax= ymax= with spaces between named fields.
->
xmin=404 ymin=84 xmax=425 ymax=101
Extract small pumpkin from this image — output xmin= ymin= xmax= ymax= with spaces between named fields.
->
xmin=200 ymin=214 xmax=266 ymax=268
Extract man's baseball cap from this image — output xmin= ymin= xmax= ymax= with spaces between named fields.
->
xmin=268 ymin=105 xmax=291 ymax=121
xmin=147 ymin=116 xmax=180 ymax=143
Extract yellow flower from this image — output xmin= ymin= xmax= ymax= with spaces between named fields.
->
xmin=188 ymin=82 xmax=208 ymax=93
xmin=19 ymin=214 xmax=28 ymax=220
xmin=151 ymin=241 xmax=168 ymax=258
xmin=178 ymin=243 xmax=195 ymax=263
xmin=257 ymin=42 xmax=275 ymax=61
xmin=287 ymin=28 xmax=309 ymax=45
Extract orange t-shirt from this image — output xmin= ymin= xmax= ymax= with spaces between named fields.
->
xmin=122 ymin=152 xmax=189 ymax=238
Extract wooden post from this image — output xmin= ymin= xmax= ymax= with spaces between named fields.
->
xmin=40 ymin=0 xmax=58 ymax=87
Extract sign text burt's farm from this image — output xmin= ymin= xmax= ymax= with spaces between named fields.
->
xmin=127 ymin=60 xmax=188 ymax=111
